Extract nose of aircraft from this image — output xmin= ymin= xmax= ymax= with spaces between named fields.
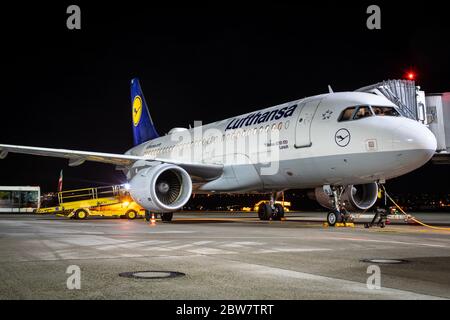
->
xmin=392 ymin=119 xmax=437 ymax=168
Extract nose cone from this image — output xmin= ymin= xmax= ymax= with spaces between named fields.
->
xmin=392 ymin=120 xmax=437 ymax=168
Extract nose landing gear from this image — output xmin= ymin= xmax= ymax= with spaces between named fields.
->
xmin=325 ymin=185 xmax=352 ymax=227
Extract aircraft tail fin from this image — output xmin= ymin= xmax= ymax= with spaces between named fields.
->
xmin=130 ymin=78 xmax=159 ymax=146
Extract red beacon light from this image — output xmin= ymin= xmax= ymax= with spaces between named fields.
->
xmin=406 ymin=71 xmax=416 ymax=81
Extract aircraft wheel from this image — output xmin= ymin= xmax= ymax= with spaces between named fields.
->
xmin=126 ymin=209 xmax=138 ymax=220
xmin=75 ymin=209 xmax=88 ymax=220
xmin=327 ymin=211 xmax=340 ymax=226
xmin=258 ymin=203 xmax=272 ymax=221
xmin=272 ymin=204 xmax=285 ymax=221
xmin=161 ymin=212 xmax=173 ymax=222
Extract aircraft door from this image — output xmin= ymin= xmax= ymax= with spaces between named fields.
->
xmin=294 ymin=99 xmax=321 ymax=148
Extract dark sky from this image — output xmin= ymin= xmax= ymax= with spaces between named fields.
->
xmin=0 ymin=1 xmax=449 ymax=193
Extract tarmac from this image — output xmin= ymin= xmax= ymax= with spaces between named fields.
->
xmin=0 ymin=212 xmax=449 ymax=299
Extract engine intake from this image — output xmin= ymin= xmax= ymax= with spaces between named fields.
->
xmin=310 ymin=183 xmax=379 ymax=211
xmin=129 ymin=164 xmax=192 ymax=212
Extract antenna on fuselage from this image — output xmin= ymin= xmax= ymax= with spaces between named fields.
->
xmin=328 ymin=85 xmax=334 ymax=93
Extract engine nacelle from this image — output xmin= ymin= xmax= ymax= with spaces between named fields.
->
xmin=129 ymin=163 xmax=192 ymax=212
xmin=310 ymin=183 xmax=379 ymax=211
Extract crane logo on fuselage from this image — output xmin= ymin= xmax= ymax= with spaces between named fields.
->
xmin=335 ymin=128 xmax=351 ymax=147
xmin=132 ymin=95 xmax=143 ymax=127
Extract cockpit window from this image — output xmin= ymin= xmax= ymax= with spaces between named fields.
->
xmin=372 ymin=106 xmax=400 ymax=117
xmin=338 ymin=107 xmax=356 ymax=121
xmin=353 ymin=106 xmax=373 ymax=120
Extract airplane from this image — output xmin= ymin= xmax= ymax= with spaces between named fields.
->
xmin=0 ymin=78 xmax=437 ymax=225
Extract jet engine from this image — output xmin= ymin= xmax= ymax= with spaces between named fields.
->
xmin=310 ymin=183 xmax=379 ymax=211
xmin=129 ymin=163 xmax=192 ymax=212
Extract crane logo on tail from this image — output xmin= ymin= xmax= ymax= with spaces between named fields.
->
xmin=132 ymin=95 xmax=143 ymax=127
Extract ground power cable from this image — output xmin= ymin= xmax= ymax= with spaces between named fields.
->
xmin=382 ymin=185 xmax=450 ymax=231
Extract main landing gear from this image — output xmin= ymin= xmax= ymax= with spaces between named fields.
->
xmin=144 ymin=211 xmax=174 ymax=222
xmin=258 ymin=192 xmax=285 ymax=221
xmin=325 ymin=185 xmax=352 ymax=227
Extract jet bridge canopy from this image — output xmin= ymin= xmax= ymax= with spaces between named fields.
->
xmin=356 ymin=79 xmax=425 ymax=123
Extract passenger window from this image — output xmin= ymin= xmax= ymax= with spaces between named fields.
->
xmin=353 ymin=106 xmax=373 ymax=120
xmin=372 ymin=106 xmax=400 ymax=117
xmin=338 ymin=107 xmax=356 ymax=121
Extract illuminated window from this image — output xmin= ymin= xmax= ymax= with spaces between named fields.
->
xmin=353 ymin=106 xmax=373 ymax=120
xmin=372 ymin=106 xmax=400 ymax=117
xmin=338 ymin=107 xmax=356 ymax=121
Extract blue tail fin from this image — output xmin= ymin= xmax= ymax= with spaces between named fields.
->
xmin=131 ymin=78 xmax=159 ymax=145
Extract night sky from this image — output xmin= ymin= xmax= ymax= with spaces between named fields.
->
xmin=0 ymin=1 xmax=449 ymax=195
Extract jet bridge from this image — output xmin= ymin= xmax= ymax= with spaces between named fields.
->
xmin=356 ymin=79 xmax=425 ymax=122
xmin=356 ymin=80 xmax=450 ymax=162
xmin=425 ymin=93 xmax=450 ymax=162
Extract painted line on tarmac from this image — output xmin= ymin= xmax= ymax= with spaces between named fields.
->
xmin=323 ymin=237 xmax=449 ymax=248
xmin=223 ymin=259 xmax=445 ymax=300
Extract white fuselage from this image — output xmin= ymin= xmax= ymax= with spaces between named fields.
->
xmin=126 ymin=92 xmax=437 ymax=193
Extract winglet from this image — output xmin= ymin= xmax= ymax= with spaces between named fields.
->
xmin=0 ymin=150 xmax=8 ymax=159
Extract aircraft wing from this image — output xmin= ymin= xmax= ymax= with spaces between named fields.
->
xmin=0 ymin=144 xmax=223 ymax=180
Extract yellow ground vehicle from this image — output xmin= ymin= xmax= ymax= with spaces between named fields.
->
xmin=36 ymin=185 xmax=144 ymax=219
xmin=253 ymin=200 xmax=291 ymax=212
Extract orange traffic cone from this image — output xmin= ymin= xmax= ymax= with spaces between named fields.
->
xmin=150 ymin=213 xmax=156 ymax=225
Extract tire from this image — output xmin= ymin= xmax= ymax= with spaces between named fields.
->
xmin=258 ymin=203 xmax=272 ymax=221
xmin=327 ymin=211 xmax=339 ymax=226
xmin=161 ymin=212 xmax=173 ymax=222
xmin=75 ymin=209 xmax=88 ymax=220
xmin=272 ymin=204 xmax=285 ymax=221
xmin=126 ymin=210 xmax=138 ymax=220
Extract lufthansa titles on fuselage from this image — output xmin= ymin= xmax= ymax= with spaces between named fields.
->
xmin=225 ymin=104 xmax=297 ymax=131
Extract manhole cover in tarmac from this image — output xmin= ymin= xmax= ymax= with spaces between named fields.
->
xmin=361 ymin=259 xmax=409 ymax=264
xmin=119 ymin=271 xmax=185 ymax=279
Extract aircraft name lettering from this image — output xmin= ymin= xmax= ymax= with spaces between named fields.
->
xmin=265 ymin=140 xmax=288 ymax=147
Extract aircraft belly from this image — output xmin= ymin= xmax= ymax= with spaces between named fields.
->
xmin=199 ymin=163 xmax=263 ymax=192
xmin=255 ymin=149 xmax=426 ymax=190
